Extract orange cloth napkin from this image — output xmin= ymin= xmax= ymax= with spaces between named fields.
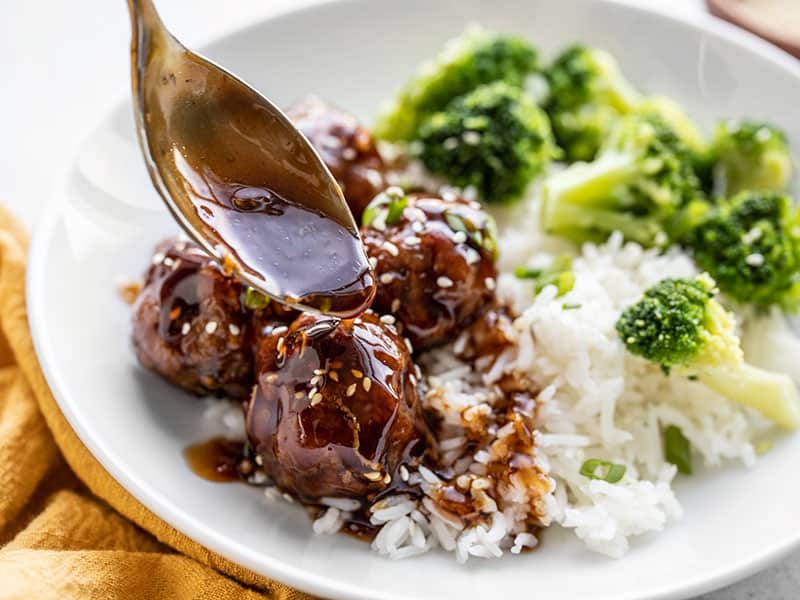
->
xmin=0 ymin=204 xmax=316 ymax=600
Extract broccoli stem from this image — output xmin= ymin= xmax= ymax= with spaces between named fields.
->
xmin=695 ymin=363 xmax=800 ymax=429
xmin=541 ymin=152 xmax=666 ymax=245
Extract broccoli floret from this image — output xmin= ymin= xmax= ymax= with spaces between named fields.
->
xmin=540 ymin=113 xmax=706 ymax=246
xmin=635 ymin=96 xmax=707 ymax=156
xmin=544 ymin=45 xmax=641 ymax=162
xmin=616 ymin=275 xmax=800 ymax=428
xmin=415 ymin=81 xmax=558 ymax=203
xmin=690 ymin=191 xmax=800 ymax=311
xmin=709 ymin=120 xmax=793 ymax=197
xmin=373 ymin=26 xmax=539 ymax=141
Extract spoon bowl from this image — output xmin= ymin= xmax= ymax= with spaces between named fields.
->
xmin=127 ymin=0 xmax=376 ymax=317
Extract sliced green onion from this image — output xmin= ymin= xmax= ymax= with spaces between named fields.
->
xmin=562 ymin=303 xmax=582 ymax=310
xmin=580 ymin=459 xmax=626 ymax=483
xmin=515 ymin=255 xmax=575 ymax=297
xmin=385 ymin=195 xmax=407 ymax=224
xmin=515 ymin=266 xmax=543 ymax=279
xmin=362 ymin=187 xmax=408 ymax=227
xmin=444 ymin=210 xmax=498 ymax=259
xmin=244 ymin=287 xmax=270 ymax=310
xmin=664 ymin=425 xmax=692 ymax=475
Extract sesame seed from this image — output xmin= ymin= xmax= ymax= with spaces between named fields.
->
xmin=282 ymin=493 xmax=295 ymax=503
xmin=205 ymin=321 xmax=218 ymax=334
xmin=346 ymin=383 xmax=357 ymax=396
xmin=409 ymin=373 xmax=417 ymax=386
xmin=163 ymin=257 xmax=174 ymax=267
xmin=311 ymin=392 xmax=323 ymax=406
xmin=404 ymin=236 xmax=421 ymax=246
xmin=272 ymin=325 xmax=288 ymax=336
xmin=276 ymin=337 xmax=285 ymax=352
xmin=462 ymin=131 xmax=481 ymax=145
xmin=181 ymin=322 xmax=190 ymax=335
xmin=437 ymin=276 xmax=454 ymax=288
xmin=452 ymin=231 xmax=467 ymax=244
xmin=351 ymin=369 xmax=363 ymax=378
xmin=364 ymin=471 xmax=383 ymax=481
xmin=228 ymin=323 xmax=241 ymax=336
xmin=399 ymin=465 xmax=409 ymax=482
xmin=383 ymin=474 xmax=392 ymax=485
xmin=405 ymin=338 xmax=414 ymax=354
xmin=341 ymin=147 xmax=357 ymax=160
xmin=329 ymin=371 xmax=339 ymax=382
xmin=365 ymin=169 xmax=383 ymax=187
xmin=382 ymin=241 xmax=400 ymax=256
xmin=254 ymin=454 xmax=263 ymax=466
xmin=380 ymin=273 xmax=394 ymax=284
xmin=308 ymin=387 xmax=318 ymax=398
xmin=362 ymin=377 xmax=372 ymax=392
xmin=309 ymin=375 xmax=321 ymax=387
xmin=313 ymin=368 xmax=327 ymax=375
xmin=745 ymin=253 xmax=765 ymax=266
xmin=465 ymin=248 xmax=481 ymax=265
xmin=411 ymin=221 xmax=424 ymax=233
xmin=485 ymin=277 xmax=496 ymax=291
xmin=368 ymin=256 xmax=378 ymax=269
xmin=152 ymin=252 xmax=166 ymax=265
xmin=391 ymin=299 xmax=401 ymax=313
xmin=380 ymin=314 xmax=396 ymax=325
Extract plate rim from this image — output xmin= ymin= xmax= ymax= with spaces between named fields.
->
xmin=26 ymin=1 xmax=800 ymax=599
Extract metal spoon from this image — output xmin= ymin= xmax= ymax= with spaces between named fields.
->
xmin=126 ymin=0 xmax=376 ymax=318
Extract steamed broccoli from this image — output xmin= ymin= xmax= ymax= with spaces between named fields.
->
xmin=415 ymin=81 xmax=558 ymax=203
xmin=616 ymin=275 xmax=800 ymax=428
xmin=635 ymin=96 xmax=707 ymax=156
xmin=540 ymin=113 xmax=706 ymax=246
xmin=709 ymin=120 xmax=793 ymax=197
xmin=690 ymin=191 xmax=800 ymax=311
xmin=373 ymin=27 xmax=539 ymax=141
xmin=544 ymin=45 xmax=641 ymax=162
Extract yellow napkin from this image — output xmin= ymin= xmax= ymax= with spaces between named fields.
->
xmin=0 ymin=204 xmax=316 ymax=600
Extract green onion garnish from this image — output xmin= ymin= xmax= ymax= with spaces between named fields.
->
xmin=515 ymin=255 xmax=575 ymax=297
xmin=580 ymin=459 xmax=626 ymax=483
xmin=244 ymin=287 xmax=270 ymax=310
xmin=562 ymin=303 xmax=582 ymax=310
xmin=362 ymin=188 xmax=407 ymax=227
xmin=664 ymin=425 xmax=692 ymax=474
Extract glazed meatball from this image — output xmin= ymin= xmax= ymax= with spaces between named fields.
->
xmin=132 ymin=238 xmax=255 ymax=399
xmin=286 ymin=96 xmax=387 ymax=221
xmin=246 ymin=312 xmax=422 ymax=500
xmin=361 ymin=190 xmax=498 ymax=351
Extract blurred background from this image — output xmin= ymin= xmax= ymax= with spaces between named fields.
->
xmin=0 ymin=1 xmax=797 ymax=598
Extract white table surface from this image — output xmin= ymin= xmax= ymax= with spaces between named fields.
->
xmin=1 ymin=1 xmax=796 ymax=598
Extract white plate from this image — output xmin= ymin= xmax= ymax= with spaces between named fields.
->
xmin=27 ymin=1 xmax=800 ymax=599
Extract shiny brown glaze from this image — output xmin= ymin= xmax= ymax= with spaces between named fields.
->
xmin=129 ymin=2 xmax=375 ymax=317
xmin=131 ymin=238 xmax=255 ymax=398
xmin=286 ymin=97 xmax=387 ymax=221
xmin=183 ymin=436 xmax=245 ymax=482
xmin=246 ymin=312 xmax=423 ymax=501
xmin=362 ymin=193 xmax=498 ymax=351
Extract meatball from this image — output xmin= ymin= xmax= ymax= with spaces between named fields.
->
xmin=361 ymin=191 xmax=498 ymax=351
xmin=286 ymin=96 xmax=387 ymax=220
xmin=246 ymin=312 xmax=422 ymax=500
xmin=131 ymin=238 xmax=255 ymax=399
